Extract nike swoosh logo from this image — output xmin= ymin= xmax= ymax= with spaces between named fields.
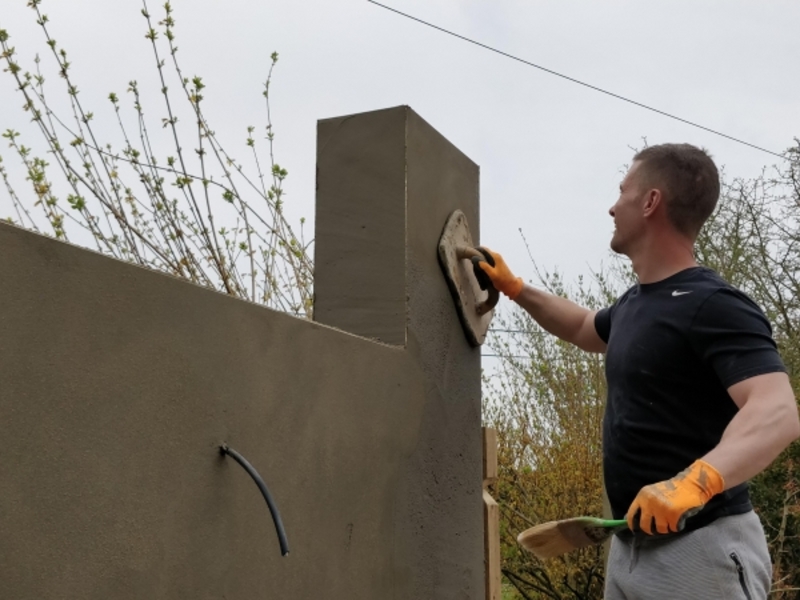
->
xmin=672 ymin=290 xmax=692 ymax=297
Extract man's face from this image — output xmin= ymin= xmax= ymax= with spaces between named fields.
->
xmin=609 ymin=161 xmax=649 ymax=256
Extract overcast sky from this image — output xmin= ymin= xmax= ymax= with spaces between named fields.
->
xmin=2 ymin=0 xmax=798 ymax=290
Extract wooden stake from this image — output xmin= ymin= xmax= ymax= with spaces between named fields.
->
xmin=483 ymin=427 xmax=501 ymax=600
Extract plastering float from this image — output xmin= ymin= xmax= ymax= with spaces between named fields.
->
xmin=438 ymin=209 xmax=498 ymax=346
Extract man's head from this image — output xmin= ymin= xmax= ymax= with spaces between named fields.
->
xmin=609 ymin=143 xmax=720 ymax=256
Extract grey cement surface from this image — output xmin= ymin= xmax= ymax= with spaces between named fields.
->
xmin=0 ymin=221 xmax=427 ymax=599
xmin=0 ymin=106 xmax=483 ymax=599
xmin=403 ymin=108 xmax=483 ymax=600
xmin=314 ymin=106 xmax=484 ymax=598
xmin=314 ymin=107 xmax=408 ymax=346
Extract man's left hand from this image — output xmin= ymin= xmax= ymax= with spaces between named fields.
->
xmin=626 ymin=459 xmax=725 ymax=535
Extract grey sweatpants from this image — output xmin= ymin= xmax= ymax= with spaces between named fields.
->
xmin=604 ymin=511 xmax=771 ymax=599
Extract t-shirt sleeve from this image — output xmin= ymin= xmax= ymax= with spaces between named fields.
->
xmin=596 ymin=288 xmax=634 ymax=344
xmin=689 ymin=288 xmax=786 ymax=388
xmin=595 ymin=306 xmax=613 ymax=344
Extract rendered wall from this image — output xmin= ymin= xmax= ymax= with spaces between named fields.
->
xmin=0 ymin=106 xmax=483 ymax=599
xmin=315 ymin=106 xmax=484 ymax=598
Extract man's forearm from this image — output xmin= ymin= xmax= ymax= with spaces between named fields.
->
xmin=514 ymin=284 xmax=603 ymax=352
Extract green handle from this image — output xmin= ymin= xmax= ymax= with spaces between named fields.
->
xmin=602 ymin=519 xmax=628 ymax=528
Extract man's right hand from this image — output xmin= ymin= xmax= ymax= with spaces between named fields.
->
xmin=473 ymin=246 xmax=605 ymax=352
xmin=473 ymin=247 xmax=524 ymax=300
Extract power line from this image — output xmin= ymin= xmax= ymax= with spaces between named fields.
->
xmin=367 ymin=1 xmax=788 ymax=161
xmin=488 ymin=328 xmax=544 ymax=335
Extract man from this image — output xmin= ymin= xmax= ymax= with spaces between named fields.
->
xmin=476 ymin=144 xmax=799 ymax=599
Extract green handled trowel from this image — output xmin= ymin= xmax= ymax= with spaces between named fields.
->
xmin=517 ymin=517 xmax=629 ymax=559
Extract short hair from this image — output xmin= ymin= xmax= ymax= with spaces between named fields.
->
xmin=633 ymin=143 xmax=720 ymax=238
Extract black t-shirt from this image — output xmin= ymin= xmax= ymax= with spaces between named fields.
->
xmin=595 ymin=267 xmax=786 ymax=530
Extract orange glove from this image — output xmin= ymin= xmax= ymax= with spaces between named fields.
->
xmin=473 ymin=247 xmax=524 ymax=300
xmin=626 ymin=459 xmax=725 ymax=535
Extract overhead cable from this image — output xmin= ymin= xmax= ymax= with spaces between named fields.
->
xmin=367 ymin=1 xmax=788 ymax=161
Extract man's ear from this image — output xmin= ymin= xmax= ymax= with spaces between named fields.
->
xmin=642 ymin=189 xmax=663 ymax=217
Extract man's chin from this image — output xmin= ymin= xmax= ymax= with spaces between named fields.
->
xmin=609 ymin=240 xmax=631 ymax=258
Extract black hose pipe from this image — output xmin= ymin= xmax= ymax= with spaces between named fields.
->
xmin=220 ymin=443 xmax=289 ymax=557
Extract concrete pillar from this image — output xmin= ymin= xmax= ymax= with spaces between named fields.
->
xmin=314 ymin=106 xmax=484 ymax=598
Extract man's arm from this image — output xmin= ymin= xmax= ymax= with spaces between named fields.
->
xmin=703 ymin=371 xmax=800 ymax=489
xmin=626 ymin=371 xmax=799 ymax=534
xmin=514 ymin=285 xmax=606 ymax=353
xmin=474 ymin=248 xmax=606 ymax=353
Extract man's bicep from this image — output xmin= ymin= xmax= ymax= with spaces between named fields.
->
xmin=578 ymin=310 xmax=607 ymax=353
xmin=727 ymin=371 xmax=794 ymax=410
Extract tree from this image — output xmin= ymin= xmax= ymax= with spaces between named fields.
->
xmin=1 ymin=0 xmax=312 ymax=316
xmin=484 ymin=269 xmax=620 ymax=600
